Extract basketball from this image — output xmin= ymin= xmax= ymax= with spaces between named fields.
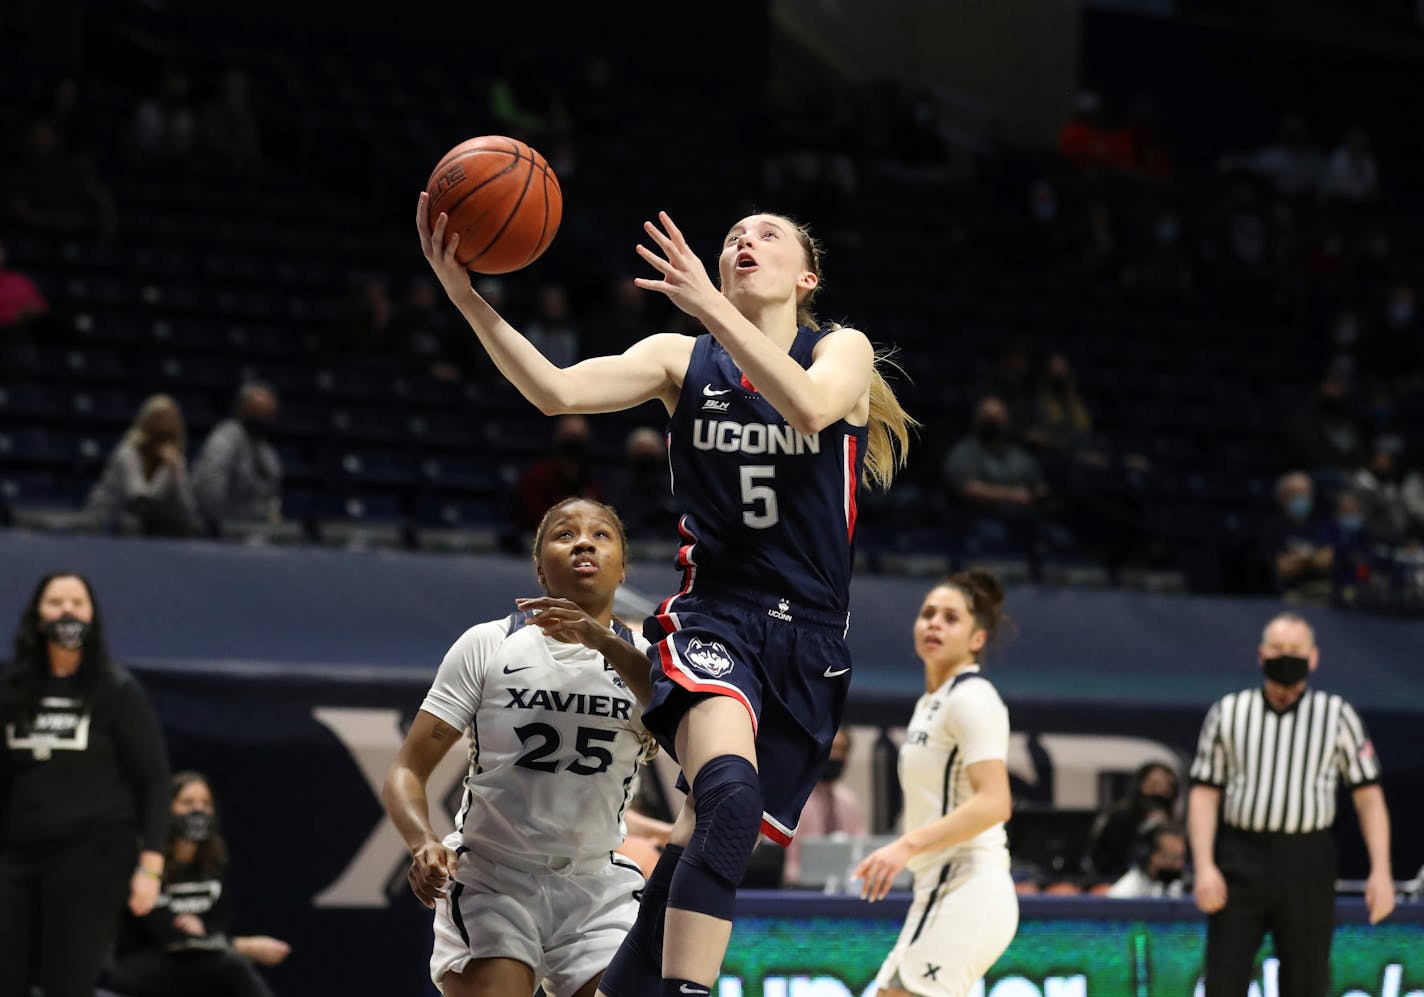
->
xmin=424 ymin=135 xmax=563 ymax=274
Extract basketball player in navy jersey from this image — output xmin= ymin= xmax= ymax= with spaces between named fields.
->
xmin=854 ymin=570 xmax=1017 ymax=997
xmin=418 ymin=196 xmax=917 ymax=997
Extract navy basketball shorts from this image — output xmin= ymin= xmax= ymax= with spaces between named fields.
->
xmin=640 ymin=586 xmax=851 ymax=845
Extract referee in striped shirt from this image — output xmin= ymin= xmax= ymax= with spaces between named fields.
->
xmin=1187 ymin=611 xmax=1396 ymax=995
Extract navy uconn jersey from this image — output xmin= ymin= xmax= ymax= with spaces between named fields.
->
xmin=665 ymin=328 xmax=868 ymax=615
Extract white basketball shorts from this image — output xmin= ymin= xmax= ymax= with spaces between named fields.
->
xmin=873 ymin=852 xmax=1019 ymax=997
xmin=431 ymin=846 xmax=645 ymax=996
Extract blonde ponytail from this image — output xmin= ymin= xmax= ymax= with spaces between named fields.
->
xmin=784 ymin=214 xmax=920 ymax=489
xmin=864 ymin=348 xmax=918 ymax=490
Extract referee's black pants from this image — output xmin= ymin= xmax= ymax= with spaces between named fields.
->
xmin=1205 ymin=825 xmax=1336 ymax=997
xmin=0 ymin=822 xmax=136 ymax=997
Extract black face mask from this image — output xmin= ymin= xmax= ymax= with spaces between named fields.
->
xmin=240 ymin=416 xmax=273 ymax=440
xmin=1152 ymin=866 xmax=1183 ymax=885
xmin=556 ymin=438 xmax=587 ymax=460
xmin=1262 ymin=654 xmax=1310 ymax=686
xmin=173 ymin=809 xmax=216 ymax=843
xmin=42 ymin=616 xmax=89 ymax=651
xmin=819 ymin=759 xmax=845 ymax=783
xmin=976 ymin=421 xmax=1006 ymax=444
xmin=1138 ymin=792 xmax=1174 ymax=814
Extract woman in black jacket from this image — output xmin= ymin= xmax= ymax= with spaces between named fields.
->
xmin=0 ymin=570 xmax=171 ymax=997
xmin=105 ymin=770 xmax=291 ymax=996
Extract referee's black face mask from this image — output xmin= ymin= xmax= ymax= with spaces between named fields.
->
xmin=1261 ymin=654 xmax=1310 ymax=685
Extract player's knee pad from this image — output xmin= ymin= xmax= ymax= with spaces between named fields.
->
xmin=687 ymin=754 xmax=763 ymax=883
xmin=670 ymin=753 xmax=762 ymax=912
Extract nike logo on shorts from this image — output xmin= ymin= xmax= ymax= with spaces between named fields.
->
xmin=702 ymin=384 xmax=730 ymax=396
xmin=503 ymin=664 xmax=533 ymax=674
xmin=824 ymin=666 xmax=850 ymax=678
xmin=680 ymin=987 xmax=709 ymax=996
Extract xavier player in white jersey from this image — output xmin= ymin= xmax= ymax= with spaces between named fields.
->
xmin=855 ymin=569 xmax=1018 ymax=997
xmin=383 ymin=498 xmax=661 ymax=997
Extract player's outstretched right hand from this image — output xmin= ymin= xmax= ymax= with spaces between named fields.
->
xmin=408 ymin=838 xmax=459 ymax=910
xmin=416 ymin=191 xmax=478 ymax=304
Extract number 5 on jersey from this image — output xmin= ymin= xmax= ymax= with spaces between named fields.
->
xmin=740 ymin=465 xmax=780 ymax=529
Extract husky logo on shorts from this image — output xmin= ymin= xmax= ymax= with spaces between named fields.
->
xmin=685 ymin=638 xmax=734 ymax=678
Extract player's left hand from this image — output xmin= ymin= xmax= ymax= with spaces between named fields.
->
xmin=128 ymin=869 xmax=161 ymax=916
xmin=634 ymin=211 xmax=722 ymax=321
xmin=1365 ymin=868 xmax=1396 ymax=924
xmin=853 ymin=838 xmax=914 ymax=903
xmin=516 ymin=597 xmax=612 ymax=649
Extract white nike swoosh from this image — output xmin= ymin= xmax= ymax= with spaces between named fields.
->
xmin=824 ymin=667 xmax=850 ymax=678
xmin=702 ymin=385 xmax=730 ymax=396
xmin=679 ymin=987 xmax=709 ymax=996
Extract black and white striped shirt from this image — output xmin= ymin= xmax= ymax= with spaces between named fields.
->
xmin=1189 ymin=687 xmax=1380 ymax=833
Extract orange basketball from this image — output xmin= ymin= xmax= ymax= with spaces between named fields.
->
xmin=425 ymin=135 xmax=563 ymax=275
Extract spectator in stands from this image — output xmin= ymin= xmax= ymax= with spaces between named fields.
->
xmin=1107 ymin=821 xmax=1188 ymax=899
xmin=602 ymin=426 xmax=677 ymax=541
xmin=973 ymin=341 xmax=1037 ymax=439
xmin=511 ymin=414 xmax=604 ymax=535
xmin=1084 ymin=761 xmax=1180 ymax=879
xmin=782 ymin=727 xmax=866 ymax=886
xmin=1127 ymin=207 xmax=1197 ymax=297
xmin=201 ymin=68 xmax=262 ymax=165
xmin=104 ymin=771 xmax=290 ymax=996
xmin=1122 ymin=93 xmax=1173 ymax=179
xmin=1404 ymin=464 xmax=1424 ymax=542
xmin=1350 ymin=441 xmax=1413 ymax=545
xmin=1259 ymin=471 xmax=1334 ymax=598
xmin=943 ymin=395 xmax=1052 ymax=575
xmin=1012 ymin=178 xmax=1076 ymax=266
xmin=566 ymin=51 xmax=623 ymax=139
xmin=22 ymin=72 xmax=90 ymax=157
xmin=1288 ymin=370 xmax=1363 ymax=482
xmin=489 ymin=46 xmax=567 ymax=140
xmin=388 ymin=276 xmax=483 ymax=381
xmin=192 ymin=381 xmax=284 ymax=532
xmin=586 ymin=274 xmax=653 ymax=357
xmin=0 ymin=571 xmax=170 ymax=997
xmin=1217 ymin=114 xmax=1323 ymax=198
xmin=3 ymin=119 xmax=117 ymax=240
xmin=1323 ymin=489 xmax=1372 ymax=602
xmin=1318 ymin=128 xmax=1380 ymax=203
xmin=1025 ymin=352 xmax=1094 ymax=458
xmin=84 ymin=393 xmax=204 ymax=538
xmin=1358 ymin=284 xmax=1423 ymax=392
xmin=129 ymin=66 xmax=198 ymax=160
xmin=1056 ymin=90 xmax=1134 ymax=173
xmin=326 ymin=276 xmax=393 ymax=357
xmin=1074 ymin=201 xmax=1123 ymax=287
xmin=0 ymin=236 xmax=48 ymax=339
xmin=524 ymin=283 xmax=580 ymax=368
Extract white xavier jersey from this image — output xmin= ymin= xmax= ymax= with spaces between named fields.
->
xmin=420 ymin=612 xmax=654 ymax=864
xmin=899 ymin=666 xmax=1010 ymax=876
